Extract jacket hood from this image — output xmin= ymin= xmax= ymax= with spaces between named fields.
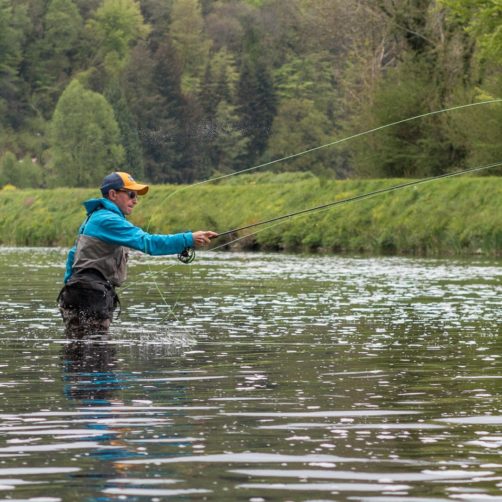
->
xmin=83 ymin=198 xmax=124 ymax=217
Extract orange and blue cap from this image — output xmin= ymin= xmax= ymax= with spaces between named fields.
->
xmin=100 ymin=172 xmax=149 ymax=196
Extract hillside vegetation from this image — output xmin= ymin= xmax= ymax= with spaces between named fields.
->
xmin=2 ymin=1 xmax=502 ymax=188
xmin=0 ymin=173 xmax=500 ymax=257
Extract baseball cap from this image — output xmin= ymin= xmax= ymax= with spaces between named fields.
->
xmin=100 ymin=172 xmax=149 ymax=196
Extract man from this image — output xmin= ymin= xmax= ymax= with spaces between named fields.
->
xmin=59 ymin=171 xmax=217 ymax=337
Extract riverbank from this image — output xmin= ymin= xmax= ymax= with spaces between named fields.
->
xmin=0 ymin=173 xmax=500 ymax=256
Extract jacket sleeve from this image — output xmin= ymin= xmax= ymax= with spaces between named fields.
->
xmin=86 ymin=211 xmax=194 ymax=256
xmin=63 ymin=244 xmax=77 ymax=283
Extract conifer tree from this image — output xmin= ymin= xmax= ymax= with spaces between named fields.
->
xmin=0 ymin=0 xmax=27 ymax=131
xmin=237 ymin=57 xmax=276 ymax=166
xmin=105 ymin=82 xmax=143 ymax=178
xmin=23 ymin=0 xmax=83 ymax=117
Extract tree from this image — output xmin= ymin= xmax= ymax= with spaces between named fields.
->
xmin=207 ymin=100 xmax=249 ymax=174
xmin=440 ymin=0 xmax=502 ymax=65
xmin=169 ymin=0 xmax=211 ymax=93
xmin=86 ymin=0 xmax=151 ymax=75
xmin=80 ymin=0 xmax=150 ymax=180
xmin=0 ymin=151 xmax=43 ymax=188
xmin=0 ymin=0 xmax=27 ymax=130
xmin=126 ymin=40 xmax=185 ymax=183
xmin=267 ymin=98 xmax=334 ymax=175
xmin=50 ymin=79 xmax=124 ymax=187
xmin=274 ymin=53 xmax=338 ymax=122
xmin=105 ymin=82 xmax=143 ymax=177
xmin=23 ymin=0 xmax=83 ymax=117
xmin=205 ymin=2 xmax=249 ymax=54
xmin=336 ymin=0 xmax=477 ymax=178
xmin=73 ymin=0 xmax=101 ymax=18
xmin=198 ymin=48 xmax=243 ymax=174
xmin=1 ymin=0 xmax=501 ymax=185
xmin=138 ymin=0 xmax=172 ymax=46
xmin=346 ymin=57 xmax=458 ymax=178
xmin=237 ymin=57 xmax=277 ymax=166
xmin=445 ymin=83 xmax=502 ymax=174
xmin=200 ymin=49 xmax=239 ymax=116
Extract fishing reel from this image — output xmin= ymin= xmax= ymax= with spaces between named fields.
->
xmin=178 ymin=247 xmax=196 ymax=264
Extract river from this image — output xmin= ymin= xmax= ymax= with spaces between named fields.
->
xmin=0 ymin=246 xmax=501 ymax=501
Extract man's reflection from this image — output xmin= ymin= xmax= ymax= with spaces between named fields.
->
xmin=62 ymin=340 xmax=120 ymax=404
xmin=60 ymin=338 xmax=197 ymax=495
xmin=60 ymin=339 xmax=142 ymax=481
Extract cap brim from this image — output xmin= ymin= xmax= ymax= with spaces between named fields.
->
xmin=124 ymin=182 xmax=149 ymax=195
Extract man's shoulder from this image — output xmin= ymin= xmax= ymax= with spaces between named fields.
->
xmin=84 ymin=197 xmax=122 ymax=213
xmin=83 ymin=200 xmax=129 ymax=236
xmin=91 ymin=208 xmax=127 ymax=228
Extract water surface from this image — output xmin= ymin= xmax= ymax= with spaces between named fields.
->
xmin=0 ymin=247 xmax=501 ymax=501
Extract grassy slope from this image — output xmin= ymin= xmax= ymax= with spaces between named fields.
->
xmin=0 ymin=173 xmax=500 ymax=256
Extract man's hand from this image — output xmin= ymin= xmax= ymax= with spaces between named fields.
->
xmin=192 ymin=230 xmax=218 ymax=247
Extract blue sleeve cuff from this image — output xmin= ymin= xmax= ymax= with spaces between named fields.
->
xmin=184 ymin=231 xmax=194 ymax=248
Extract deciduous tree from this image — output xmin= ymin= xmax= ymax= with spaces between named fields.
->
xmin=50 ymin=79 xmax=124 ymax=187
xmin=86 ymin=0 xmax=150 ymax=75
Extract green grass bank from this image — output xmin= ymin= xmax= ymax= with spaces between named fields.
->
xmin=0 ymin=173 xmax=501 ymax=257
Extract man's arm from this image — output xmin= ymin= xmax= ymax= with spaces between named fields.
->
xmin=86 ymin=211 xmax=195 ymax=255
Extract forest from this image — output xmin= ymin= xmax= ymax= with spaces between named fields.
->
xmin=1 ymin=0 xmax=502 ymax=188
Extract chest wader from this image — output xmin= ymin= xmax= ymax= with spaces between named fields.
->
xmin=58 ymin=269 xmax=120 ymax=334
xmin=58 ymin=209 xmax=126 ymax=337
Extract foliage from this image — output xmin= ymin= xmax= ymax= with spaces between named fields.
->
xmin=86 ymin=0 xmax=151 ymax=74
xmin=445 ymin=82 xmax=502 ymax=175
xmin=440 ymin=0 xmax=502 ymax=64
xmin=0 ymin=151 xmax=44 ymax=188
xmin=0 ymin=175 xmax=500 ymax=258
xmin=169 ymin=0 xmax=210 ymax=93
xmin=0 ymin=0 xmax=27 ymax=128
xmin=267 ymin=98 xmax=334 ymax=175
xmin=0 ymin=0 xmax=502 ymax=184
xmin=50 ymin=79 xmax=125 ymax=187
xmin=24 ymin=0 xmax=84 ymax=116
xmin=105 ymin=82 xmax=144 ymax=176
xmin=237 ymin=56 xmax=277 ymax=166
xmin=207 ymin=100 xmax=249 ymax=173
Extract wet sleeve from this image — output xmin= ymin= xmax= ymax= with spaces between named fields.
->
xmin=87 ymin=213 xmax=194 ymax=256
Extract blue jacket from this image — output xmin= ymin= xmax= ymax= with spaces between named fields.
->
xmin=64 ymin=198 xmax=194 ymax=283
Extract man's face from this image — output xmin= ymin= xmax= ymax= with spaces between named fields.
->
xmin=108 ymin=189 xmax=138 ymax=215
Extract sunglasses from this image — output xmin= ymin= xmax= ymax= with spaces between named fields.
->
xmin=117 ymin=189 xmax=138 ymax=199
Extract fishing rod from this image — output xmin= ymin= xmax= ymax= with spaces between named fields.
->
xmin=177 ymin=161 xmax=501 ymax=263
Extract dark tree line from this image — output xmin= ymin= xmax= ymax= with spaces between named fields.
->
xmin=0 ymin=0 xmax=501 ymax=188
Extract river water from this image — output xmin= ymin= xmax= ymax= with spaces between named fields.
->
xmin=0 ymin=246 xmax=500 ymax=501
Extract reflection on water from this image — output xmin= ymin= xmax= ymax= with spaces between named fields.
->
xmin=62 ymin=341 xmax=119 ymax=403
xmin=0 ymin=246 xmax=500 ymax=500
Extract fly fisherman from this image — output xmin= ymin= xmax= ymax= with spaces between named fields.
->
xmin=58 ymin=171 xmax=217 ymax=337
